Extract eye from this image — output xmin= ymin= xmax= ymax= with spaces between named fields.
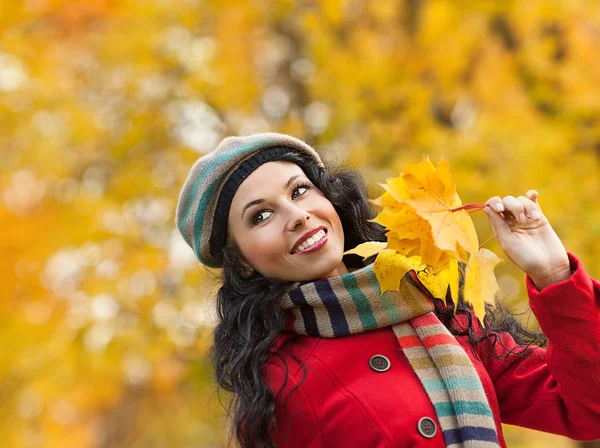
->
xmin=252 ymin=210 xmax=273 ymax=225
xmin=292 ymin=183 xmax=311 ymax=200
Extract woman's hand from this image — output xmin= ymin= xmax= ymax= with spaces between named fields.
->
xmin=483 ymin=190 xmax=571 ymax=290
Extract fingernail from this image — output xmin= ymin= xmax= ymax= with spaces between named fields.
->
xmin=519 ymin=212 xmax=527 ymax=223
xmin=495 ymin=203 xmax=504 ymax=212
xmin=532 ymin=210 xmax=540 ymax=220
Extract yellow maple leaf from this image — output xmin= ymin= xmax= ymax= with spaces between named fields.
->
xmin=385 ymin=233 xmax=421 ymax=256
xmin=371 ymin=250 xmax=459 ymax=305
xmin=378 ymin=155 xmax=479 ymax=260
xmin=351 ymin=155 xmax=502 ymax=320
xmin=373 ymin=249 xmax=425 ymax=293
xmin=370 ymin=199 xmax=424 ymax=240
xmin=464 ymin=248 xmax=503 ymax=320
xmin=343 ymin=241 xmax=388 ymax=259
xmin=415 ymin=257 xmax=460 ymax=303
xmin=370 ymin=195 xmax=456 ymax=267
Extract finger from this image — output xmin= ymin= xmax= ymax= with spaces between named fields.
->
xmin=484 ymin=205 xmax=513 ymax=240
xmin=526 ymin=189 xmax=539 ymax=203
xmin=485 ymin=196 xmax=505 ymax=213
xmin=516 ymin=195 xmax=538 ymax=219
xmin=525 ymin=189 xmax=544 ymax=220
xmin=502 ymin=195 xmax=526 ymax=223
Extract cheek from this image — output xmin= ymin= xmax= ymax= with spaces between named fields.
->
xmin=239 ymin=228 xmax=287 ymax=269
xmin=320 ymin=199 xmax=344 ymax=234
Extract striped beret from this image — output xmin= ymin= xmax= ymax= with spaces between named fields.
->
xmin=175 ymin=133 xmax=325 ymax=268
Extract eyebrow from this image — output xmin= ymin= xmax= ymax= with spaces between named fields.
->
xmin=241 ymin=175 xmax=303 ymax=220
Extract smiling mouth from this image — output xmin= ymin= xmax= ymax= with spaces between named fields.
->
xmin=292 ymin=229 xmax=328 ymax=255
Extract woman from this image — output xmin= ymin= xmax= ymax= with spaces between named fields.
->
xmin=175 ymin=133 xmax=600 ymax=447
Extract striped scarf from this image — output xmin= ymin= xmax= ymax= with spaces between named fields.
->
xmin=281 ymin=264 xmax=500 ymax=448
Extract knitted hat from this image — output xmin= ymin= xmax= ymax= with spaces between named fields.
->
xmin=175 ymin=133 xmax=325 ymax=268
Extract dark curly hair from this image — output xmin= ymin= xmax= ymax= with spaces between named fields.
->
xmin=208 ymin=151 xmax=547 ymax=448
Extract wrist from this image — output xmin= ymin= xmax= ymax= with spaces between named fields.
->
xmin=530 ymin=257 xmax=573 ymax=290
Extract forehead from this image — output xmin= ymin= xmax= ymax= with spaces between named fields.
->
xmin=232 ymin=161 xmax=305 ymax=202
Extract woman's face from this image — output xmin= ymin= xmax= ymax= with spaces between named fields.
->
xmin=227 ymin=161 xmax=348 ymax=282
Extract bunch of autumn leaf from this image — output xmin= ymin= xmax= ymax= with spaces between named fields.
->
xmin=346 ymin=156 xmax=501 ymax=320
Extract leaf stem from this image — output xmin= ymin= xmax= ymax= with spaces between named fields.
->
xmin=479 ymin=232 xmax=497 ymax=249
xmin=450 ymin=203 xmax=486 ymax=213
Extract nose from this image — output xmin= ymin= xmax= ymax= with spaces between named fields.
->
xmin=287 ymin=203 xmax=311 ymax=232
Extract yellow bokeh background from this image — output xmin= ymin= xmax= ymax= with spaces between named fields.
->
xmin=2 ymin=0 xmax=599 ymax=446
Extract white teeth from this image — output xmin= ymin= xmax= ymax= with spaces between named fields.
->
xmin=295 ymin=230 xmax=326 ymax=253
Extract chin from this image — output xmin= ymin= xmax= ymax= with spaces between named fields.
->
xmin=301 ymin=255 xmax=344 ymax=281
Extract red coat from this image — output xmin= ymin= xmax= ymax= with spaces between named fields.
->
xmin=263 ymin=252 xmax=600 ymax=447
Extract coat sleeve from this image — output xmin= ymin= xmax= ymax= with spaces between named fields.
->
xmin=262 ymin=362 xmax=325 ymax=448
xmin=479 ymin=252 xmax=600 ymax=441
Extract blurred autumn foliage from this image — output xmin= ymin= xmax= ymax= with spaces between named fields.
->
xmin=1 ymin=0 xmax=599 ymax=447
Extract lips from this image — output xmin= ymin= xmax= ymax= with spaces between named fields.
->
xmin=290 ymin=225 xmax=327 ymax=254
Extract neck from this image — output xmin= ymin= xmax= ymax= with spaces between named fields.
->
xmin=314 ymin=260 xmax=350 ymax=280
